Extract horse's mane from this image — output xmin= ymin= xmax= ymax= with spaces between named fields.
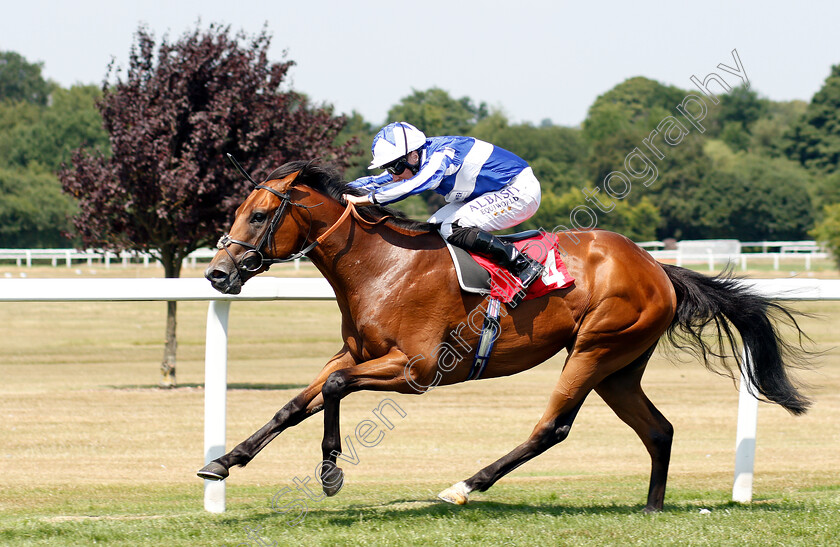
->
xmin=265 ymin=161 xmax=437 ymax=234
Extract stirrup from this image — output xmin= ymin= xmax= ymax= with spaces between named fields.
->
xmin=517 ymin=259 xmax=544 ymax=288
xmin=508 ymin=257 xmax=544 ymax=306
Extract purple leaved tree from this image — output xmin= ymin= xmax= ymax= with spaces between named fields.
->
xmin=60 ymin=24 xmax=354 ymax=387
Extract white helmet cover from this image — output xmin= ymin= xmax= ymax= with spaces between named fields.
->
xmin=368 ymin=122 xmax=427 ymax=169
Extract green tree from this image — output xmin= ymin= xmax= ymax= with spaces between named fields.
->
xmin=720 ymin=121 xmax=751 ymax=152
xmin=713 ymin=86 xmax=768 ymax=151
xmin=0 ymin=167 xmax=75 ymax=247
xmin=0 ymin=57 xmax=108 ymax=249
xmin=786 ymin=64 xmax=840 ymax=174
xmin=520 ymin=187 xmax=661 ymax=242
xmin=336 ymin=110 xmax=375 ymax=182
xmin=582 ymin=77 xmax=687 ymax=185
xmin=582 ymin=76 xmax=686 ymax=143
xmin=0 ymin=51 xmax=51 ymax=105
xmin=472 ymin=116 xmax=587 ymax=166
xmin=810 ymin=203 xmax=840 ymax=269
xmin=387 ymin=87 xmax=487 ymax=137
xmin=8 ymin=85 xmax=108 ymax=171
xmin=681 ymin=149 xmax=813 ymax=240
xmin=716 ymin=85 xmax=767 ymax=131
xmin=0 ymin=99 xmax=42 ymax=169
xmin=529 ymin=157 xmax=583 ymax=194
xmin=748 ymin=100 xmax=807 ymax=157
xmin=811 ymin=170 xmax=840 ymax=210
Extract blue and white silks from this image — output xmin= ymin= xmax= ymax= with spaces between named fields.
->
xmin=348 ymin=136 xmax=530 ymax=206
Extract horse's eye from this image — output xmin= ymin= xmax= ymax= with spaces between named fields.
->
xmin=251 ymin=212 xmax=267 ymax=223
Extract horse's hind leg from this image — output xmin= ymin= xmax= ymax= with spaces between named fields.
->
xmin=594 ymin=343 xmax=674 ymax=513
xmin=438 ymin=350 xmax=607 ymax=505
xmin=197 ymin=347 xmax=356 ymax=480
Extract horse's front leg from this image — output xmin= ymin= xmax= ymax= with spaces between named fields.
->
xmin=319 ymin=347 xmax=424 ymax=496
xmin=198 ymin=347 xmax=356 ymax=481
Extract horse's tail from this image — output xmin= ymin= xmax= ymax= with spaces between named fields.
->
xmin=660 ymin=263 xmax=813 ymax=415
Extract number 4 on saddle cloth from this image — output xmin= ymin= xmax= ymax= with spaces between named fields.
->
xmin=445 ymin=230 xmax=575 ymax=304
xmin=445 ymin=230 xmax=576 ymax=380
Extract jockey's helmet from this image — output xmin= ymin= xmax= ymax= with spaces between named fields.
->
xmin=368 ymin=122 xmax=427 ymax=170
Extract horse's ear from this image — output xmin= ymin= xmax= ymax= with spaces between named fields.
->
xmin=265 ymin=170 xmax=302 ymax=190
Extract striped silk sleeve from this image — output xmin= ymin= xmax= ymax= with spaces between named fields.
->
xmin=371 ymin=149 xmax=455 ymax=205
xmin=347 ymin=171 xmax=393 ymax=190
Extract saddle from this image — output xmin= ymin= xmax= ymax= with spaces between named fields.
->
xmin=445 ymin=230 xmax=575 ymax=304
xmin=445 ymin=230 xmax=575 ymax=381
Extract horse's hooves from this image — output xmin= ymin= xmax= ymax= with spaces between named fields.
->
xmin=437 ymin=481 xmax=470 ymax=505
xmin=197 ymin=461 xmax=229 ymax=481
xmin=321 ymin=466 xmax=344 ymax=497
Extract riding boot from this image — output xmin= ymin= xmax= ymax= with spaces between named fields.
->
xmin=447 ymin=226 xmax=544 ymax=301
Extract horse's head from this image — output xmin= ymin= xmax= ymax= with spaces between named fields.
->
xmin=206 ymin=157 xmax=432 ymax=294
xmin=205 ymin=162 xmax=320 ymax=294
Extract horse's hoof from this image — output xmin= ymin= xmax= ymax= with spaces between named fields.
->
xmin=321 ymin=466 xmax=344 ymax=497
xmin=437 ymin=481 xmax=470 ymax=505
xmin=197 ymin=461 xmax=229 ymax=481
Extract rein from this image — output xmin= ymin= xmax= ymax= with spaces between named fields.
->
xmin=216 ymin=155 xmax=392 ymax=275
xmin=317 ymin=200 xmax=391 ymax=242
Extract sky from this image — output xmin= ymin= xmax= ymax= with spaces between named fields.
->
xmin=1 ymin=0 xmax=839 ymax=128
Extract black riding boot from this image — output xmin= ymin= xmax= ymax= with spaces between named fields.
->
xmin=447 ymin=226 xmax=544 ymax=300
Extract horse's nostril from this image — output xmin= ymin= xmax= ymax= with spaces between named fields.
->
xmin=205 ymin=268 xmax=228 ymax=281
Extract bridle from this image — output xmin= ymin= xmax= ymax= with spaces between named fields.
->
xmin=216 ymin=155 xmax=320 ymax=276
xmin=216 ymin=154 xmax=389 ymax=277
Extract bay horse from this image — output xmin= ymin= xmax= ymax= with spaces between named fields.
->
xmin=198 ymin=160 xmax=811 ymax=512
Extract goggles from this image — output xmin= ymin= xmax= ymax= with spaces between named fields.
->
xmin=384 ymin=156 xmax=411 ymax=176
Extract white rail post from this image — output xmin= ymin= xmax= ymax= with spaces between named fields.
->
xmin=732 ymin=348 xmax=758 ymax=503
xmin=203 ymin=299 xmax=231 ymax=513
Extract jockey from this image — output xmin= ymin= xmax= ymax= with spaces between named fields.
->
xmin=343 ymin=121 xmax=544 ymax=294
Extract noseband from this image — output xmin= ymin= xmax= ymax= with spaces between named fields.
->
xmin=216 ymin=182 xmax=321 ymax=272
xmin=216 ymin=155 xmax=321 ymax=275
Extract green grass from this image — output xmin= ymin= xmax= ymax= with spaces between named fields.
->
xmin=1 ymin=483 xmax=838 ymax=546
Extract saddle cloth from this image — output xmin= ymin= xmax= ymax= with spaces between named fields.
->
xmin=445 ymin=230 xmax=575 ymax=304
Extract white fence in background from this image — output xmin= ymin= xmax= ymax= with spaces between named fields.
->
xmin=0 ymin=276 xmax=836 ymax=512
xmin=646 ymin=250 xmax=831 ymax=272
xmin=646 ymin=239 xmax=827 ymax=272
xmin=2 ymin=241 xmax=826 ymax=272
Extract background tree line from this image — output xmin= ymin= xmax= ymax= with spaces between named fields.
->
xmin=316 ymin=72 xmax=840 ymax=246
xmin=4 ymin=47 xmax=840 ymax=248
